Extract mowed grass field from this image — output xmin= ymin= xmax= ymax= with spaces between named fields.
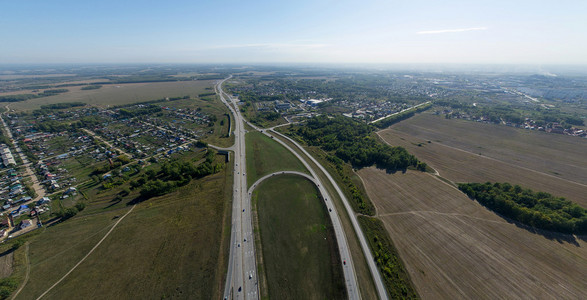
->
xmin=253 ymin=174 xmax=346 ymax=300
xmin=7 ymin=80 xmax=217 ymax=111
xmin=14 ymin=165 xmax=233 ymax=299
xmin=379 ymin=113 xmax=587 ymax=206
xmin=245 ymin=131 xmax=308 ymax=187
xmin=357 ymin=168 xmax=587 ymax=299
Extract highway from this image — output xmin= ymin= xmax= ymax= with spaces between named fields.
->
xmin=218 ymin=77 xmax=259 ymax=300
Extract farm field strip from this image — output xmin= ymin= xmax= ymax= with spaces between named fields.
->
xmin=378 ymin=128 xmax=587 ymax=207
xmin=386 ymin=114 xmax=587 ymax=184
xmin=7 ymin=80 xmax=216 ymax=111
xmin=358 ymin=168 xmax=587 ymax=300
xmin=17 ymin=168 xmax=233 ymax=300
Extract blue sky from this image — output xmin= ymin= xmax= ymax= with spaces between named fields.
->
xmin=1 ymin=0 xmax=586 ymax=64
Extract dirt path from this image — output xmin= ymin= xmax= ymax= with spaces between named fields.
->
xmin=11 ymin=242 xmax=30 ymax=300
xmin=34 ymin=205 xmax=136 ymax=300
xmin=0 ymin=252 xmax=14 ymax=279
xmin=0 ymin=115 xmax=45 ymax=201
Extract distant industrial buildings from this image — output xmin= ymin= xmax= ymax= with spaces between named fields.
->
xmin=301 ymin=98 xmax=332 ymax=107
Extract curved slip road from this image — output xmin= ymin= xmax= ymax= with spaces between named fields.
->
xmin=250 ymin=131 xmax=361 ymax=299
xmin=268 ymin=130 xmax=388 ymax=300
xmin=248 ymin=170 xmax=362 ymax=298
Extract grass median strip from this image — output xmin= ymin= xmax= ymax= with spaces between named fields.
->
xmin=253 ymin=174 xmax=345 ymax=299
xmin=245 ymin=131 xmax=308 ymax=187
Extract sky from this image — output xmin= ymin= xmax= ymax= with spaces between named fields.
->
xmin=1 ymin=0 xmax=586 ymax=65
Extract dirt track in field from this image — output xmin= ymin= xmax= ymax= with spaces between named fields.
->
xmin=358 ymin=168 xmax=587 ymax=299
xmin=0 ymin=252 xmax=13 ymax=278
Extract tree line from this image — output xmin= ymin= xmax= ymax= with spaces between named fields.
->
xmin=325 ymin=154 xmax=375 ymax=215
xmin=135 ymin=149 xmax=223 ymax=198
xmin=0 ymin=89 xmax=69 ymax=103
xmin=118 ymin=105 xmax=162 ymax=118
xmin=358 ymin=216 xmax=418 ymax=299
xmin=33 ymin=115 xmax=103 ymax=133
xmin=81 ymin=85 xmax=102 ymax=90
xmin=372 ymin=102 xmax=432 ymax=129
xmin=437 ymin=99 xmax=584 ymax=127
xmin=39 ymin=102 xmax=85 ymax=110
xmin=459 ymin=182 xmax=586 ymax=234
xmin=294 ymin=115 xmax=427 ymax=172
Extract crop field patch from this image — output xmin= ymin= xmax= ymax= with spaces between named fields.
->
xmin=7 ymin=80 xmax=216 ymax=111
xmin=358 ymin=168 xmax=587 ymax=299
xmin=385 ymin=113 xmax=587 ymax=184
xmin=378 ymin=114 xmax=587 ymax=206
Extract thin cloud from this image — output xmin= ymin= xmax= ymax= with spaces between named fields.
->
xmin=208 ymin=42 xmax=329 ymax=50
xmin=417 ymin=27 xmax=488 ymax=35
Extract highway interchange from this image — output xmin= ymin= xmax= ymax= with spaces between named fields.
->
xmin=217 ymin=77 xmax=387 ymax=300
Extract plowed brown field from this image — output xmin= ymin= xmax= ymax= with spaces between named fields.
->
xmin=358 ymin=168 xmax=587 ymax=299
xmin=378 ymin=114 xmax=587 ymax=206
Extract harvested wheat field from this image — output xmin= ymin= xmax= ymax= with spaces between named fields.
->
xmin=386 ymin=114 xmax=587 ymax=184
xmin=358 ymin=168 xmax=587 ymax=299
xmin=378 ymin=115 xmax=587 ymax=207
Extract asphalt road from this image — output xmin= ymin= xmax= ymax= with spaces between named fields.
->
xmin=218 ymin=77 xmax=259 ymax=300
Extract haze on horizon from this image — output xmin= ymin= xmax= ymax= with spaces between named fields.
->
xmin=1 ymin=0 xmax=586 ymax=65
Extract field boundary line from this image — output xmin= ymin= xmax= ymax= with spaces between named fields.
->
xmin=355 ymin=172 xmax=380 ymax=217
xmin=378 ymin=211 xmax=510 ymax=225
xmin=35 ymin=205 xmax=136 ymax=300
xmin=11 ymin=242 xmax=30 ymax=300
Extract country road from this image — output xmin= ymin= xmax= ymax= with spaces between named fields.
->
xmin=0 ymin=115 xmax=46 ymax=224
xmin=81 ymin=128 xmax=132 ymax=159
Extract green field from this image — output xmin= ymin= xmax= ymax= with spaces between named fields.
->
xmin=253 ymin=174 xmax=346 ymax=299
xmin=245 ymin=131 xmax=308 ymax=187
xmin=11 ymin=157 xmax=233 ymax=299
